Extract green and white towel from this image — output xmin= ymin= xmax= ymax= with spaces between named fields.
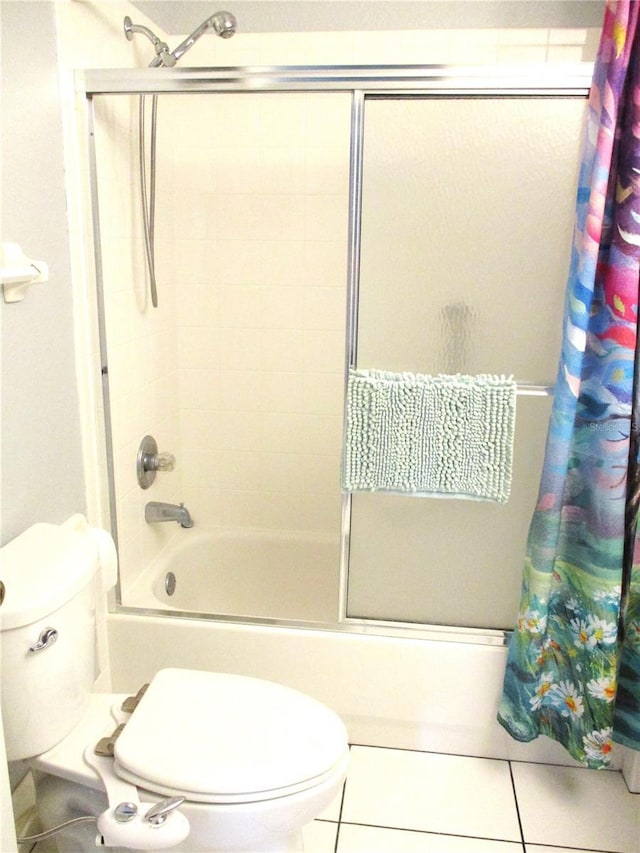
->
xmin=343 ymin=369 xmax=517 ymax=503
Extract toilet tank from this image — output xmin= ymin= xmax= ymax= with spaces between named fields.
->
xmin=0 ymin=519 xmax=109 ymax=761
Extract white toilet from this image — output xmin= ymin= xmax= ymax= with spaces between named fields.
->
xmin=0 ymin=518 xmax=349 ymax=852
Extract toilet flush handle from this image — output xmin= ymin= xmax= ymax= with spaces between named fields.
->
xmin=145 ymin=797 xmax=186 ymax=827
xmin=28 ymin=627 xmax=58 ymax=654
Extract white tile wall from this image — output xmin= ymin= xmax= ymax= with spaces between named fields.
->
xmin=95 ymin=87 xmax=351 ymax=595
xmin=174 ymin=24 xmax=599 ymax=68
xmin=93 ymin=95 xmax=184 ymax=592
xmin=169 ymin=92 xmax=351 ymax=541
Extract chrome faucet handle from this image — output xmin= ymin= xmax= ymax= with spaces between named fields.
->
xmin=137 ymin=435 xmax=176 ymax=489
xmin=152 ymin=451 xmax=176 ymax=472
xmin=144 ymin=797 xmax=186 ymax=826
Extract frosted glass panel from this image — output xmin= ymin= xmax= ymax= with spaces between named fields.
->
xmin=347 ymin=395 xmax=551 ymax=629
xmin=357 ymin=97 xmax=586 ymax=381
xmin=347 ymin=95 xmax=587 ymax=629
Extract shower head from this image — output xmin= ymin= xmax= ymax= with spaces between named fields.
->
xmin=167 ymin=11 xmax=238 ymax=64
xmin=124 ymin=11 xmax=237 ymax=67
xmin=208 ymin=11 xmax=238 ymax=39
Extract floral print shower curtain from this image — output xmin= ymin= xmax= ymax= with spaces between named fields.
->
xmin=498 ymin=0 xmax=640 ymax=769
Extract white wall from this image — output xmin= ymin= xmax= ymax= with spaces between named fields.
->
xmin=0 ymin=1 xmax=163 ymax=838
xmin=0 ymin=1 xmax=85 ymax=546
xmin=0 ymin=0 xmax=163 ymax=548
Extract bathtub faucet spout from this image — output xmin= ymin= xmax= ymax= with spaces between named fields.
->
xmin=145 ymin=501 xmax=194 ymax=528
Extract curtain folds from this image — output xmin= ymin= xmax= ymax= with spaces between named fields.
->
xmin=498 ymin=0 xmax=640 ymax=768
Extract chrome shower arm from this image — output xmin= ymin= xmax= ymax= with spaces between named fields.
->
xmin=123 ymin=17 xmax=168 ymax=52
xmin=123 ymin=16 xmax=175 ymax=67
xmin=167 ymin=21 xmax=211 ymax=65
xmin=123 ymin=17 xmax=156 ymax=44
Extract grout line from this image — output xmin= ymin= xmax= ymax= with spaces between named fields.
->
xmin=333 ymin=748 xmax=349 ymax=853
xmin=322 ymin=818 xmax=623 ymax=853
xmin=508 ymin=760 xmax=527 ymax=852
xmin=349 ymin=740 xmax=514 ymax=763
xmin=350 ymin=741 xmax=605 ymax=775
xmin=335 ymin=820 xmax=524 ymax=846
xmin=522 ymin=844 xmax=624 ymax=853
xmin=336 ymin=775 xmax=347 ymax=823
xmin=336 ymin=745 xmax=630 ymax=853
xmin=333 ymin=820 xmax=341 ymax=853
xmin=509 ymin=756 xmax=610 ymax=772
xmin=506 ymin=767 xmax=634 ymax=853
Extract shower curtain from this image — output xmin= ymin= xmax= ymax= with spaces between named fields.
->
xmin=498 ymin=0 xmax=640 ymax=769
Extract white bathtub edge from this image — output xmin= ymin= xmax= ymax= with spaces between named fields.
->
xmin=107 ymin=611 xmax=602 ymax=769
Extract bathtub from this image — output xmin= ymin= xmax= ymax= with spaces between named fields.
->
xmin=110 ymin=526 xmax=592 ymax=770
xmin=127 ymin=528 xmax=341 ymax=624
xmin=109 ymin=606 xmax=598 ymax=767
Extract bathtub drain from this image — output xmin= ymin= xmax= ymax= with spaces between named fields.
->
xmin=164 ymin=571 xmax=177 ymax=597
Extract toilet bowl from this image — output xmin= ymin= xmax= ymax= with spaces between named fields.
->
xmin=33 ymin=669 xmax=349 ymax=852
xmin=0 ymin=518 xmax=349 ymax=852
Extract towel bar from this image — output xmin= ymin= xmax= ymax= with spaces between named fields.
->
xmin=516 ymin=384 xmax=554 ymax=397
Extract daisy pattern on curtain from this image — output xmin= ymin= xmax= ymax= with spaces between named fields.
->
xmin=498 ymin=0 xmax=640 ymax=769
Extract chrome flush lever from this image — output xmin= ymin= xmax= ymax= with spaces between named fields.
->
xmin=28 ymin=627 xmax=58 ymax=654
xmin=145 ymin=797 xmax=186 ymax=826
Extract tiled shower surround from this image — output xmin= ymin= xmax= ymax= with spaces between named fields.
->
xmin=87 ymin=12 xmax=599 ymax=601
xmin=94 ymin=91 xmax=350 ymax=595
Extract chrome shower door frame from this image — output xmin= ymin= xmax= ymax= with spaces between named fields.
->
xmin=79 ymin=63 xmax=592 ymax=645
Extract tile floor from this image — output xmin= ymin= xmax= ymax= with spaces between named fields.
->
xmin=302 ymin=745 xmax=640 ymax=853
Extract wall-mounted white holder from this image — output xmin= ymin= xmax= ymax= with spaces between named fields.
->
xmin=0 ymin=242 xmax=49 ymax=303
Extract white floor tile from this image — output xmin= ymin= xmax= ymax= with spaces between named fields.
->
xmin=525 ymin=847 xmax=610 ymax=853
xmin=512 ymin=762 xmax=640 ymax=853
xmin=301 ymin=819 xmax=338 ymax=852
xmin=341 ymin=746 xmax=521 ymax=841
xmin=337 ymin=824 xmax=523 ymax=852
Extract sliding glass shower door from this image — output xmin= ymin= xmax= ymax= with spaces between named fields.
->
xmin=345 ymin=95 xmax=587 ymax=629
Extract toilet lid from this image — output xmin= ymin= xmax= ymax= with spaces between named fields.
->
xmin=113 ymin=668 xmax=348 ymax=804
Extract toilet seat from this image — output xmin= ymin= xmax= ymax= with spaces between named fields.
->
xmin=31 ymin=671 xmax=349 ymax=851
xmin=113 ymin=668 xmax=349 ymax=804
